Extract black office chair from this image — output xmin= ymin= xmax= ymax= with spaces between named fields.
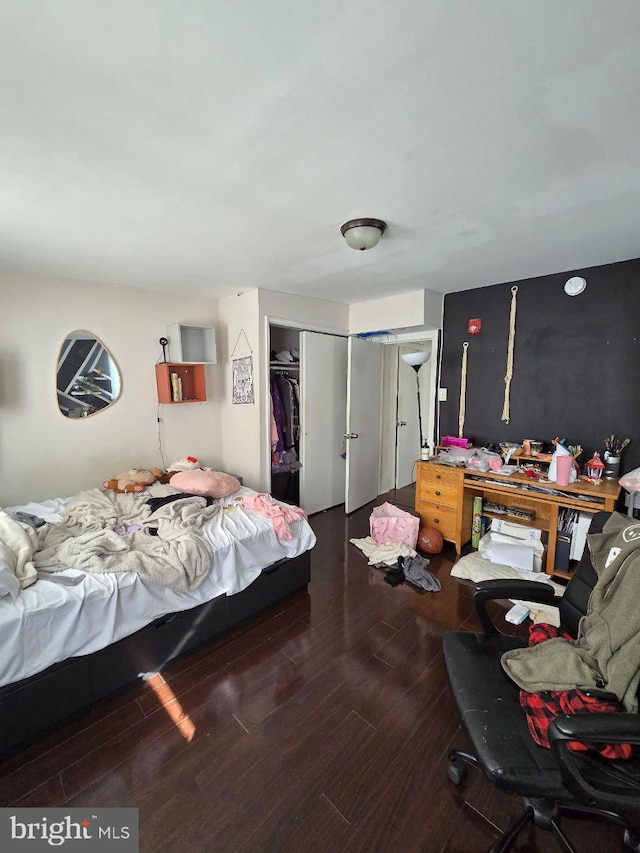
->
xmin=443 ymin=512 xmax=640 ymax=853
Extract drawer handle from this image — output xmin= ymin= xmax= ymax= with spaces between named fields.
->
xmin=435 ymin=490 xmax=441 ymax=496
xmin=436 ymin=474 xmax=442 ymax=480
xmin=434 ymin=518 xmax=440 ymax=524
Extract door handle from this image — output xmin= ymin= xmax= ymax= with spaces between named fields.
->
xmin=344 ymin=433 xmax=359 ymax=439
xmin=398 ymin=421 xmax=407 ymax=426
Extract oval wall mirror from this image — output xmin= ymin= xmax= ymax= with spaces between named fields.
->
xmin=56 ymin=330 xmax=122 ymax=419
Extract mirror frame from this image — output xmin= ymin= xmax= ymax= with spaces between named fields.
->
xmin=55 ymin=330 xmax=122 ymax=420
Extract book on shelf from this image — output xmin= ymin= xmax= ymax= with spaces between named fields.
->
xmin=171 ymin=372 xmax=180 ymax=402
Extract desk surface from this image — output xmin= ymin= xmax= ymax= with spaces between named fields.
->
xmin=417 ymin=461 xmax=621 ymax=577
xmin=462 ymin=467 xmax=620 ymax=505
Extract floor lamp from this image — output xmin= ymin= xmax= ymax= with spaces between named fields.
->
xmin=401 ymin=351 xmax=432 ymax=453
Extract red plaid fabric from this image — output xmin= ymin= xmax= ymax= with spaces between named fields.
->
xmin=519 ymin=623 xmax=633 ymax=760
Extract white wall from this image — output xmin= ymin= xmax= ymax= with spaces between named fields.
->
xmin=0 ymin=273 xmax=222 ymax=505
xmin=218 ymin=290 xmax=262 ymax=488
xmin=349 ymin=289 xmax=443 ymax=334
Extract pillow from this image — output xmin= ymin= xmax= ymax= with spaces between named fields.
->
xmin=169 ymin=469 xmax=241 ymax=499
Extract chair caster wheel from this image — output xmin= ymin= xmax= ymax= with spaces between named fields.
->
xmin=624 ymin=829 xmax=640 ymax=851
xmin=448 ymin=761 xmax=466 ymax=786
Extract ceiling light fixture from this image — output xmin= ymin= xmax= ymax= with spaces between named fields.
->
xmin=340 ymin=218 xmax=386 ymax=251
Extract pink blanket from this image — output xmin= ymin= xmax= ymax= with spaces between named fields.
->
xmin=240 ymin=493 xmax=307 ymax=540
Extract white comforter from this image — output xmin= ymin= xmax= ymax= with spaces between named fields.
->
xmin=0 ymin=486 xmax=316 ymax=687
xmin=34 ymin=486 xmax=219 ymax=592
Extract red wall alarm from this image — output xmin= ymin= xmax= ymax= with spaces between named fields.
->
xmin=468 ymin=318 xmax=482 ymax=334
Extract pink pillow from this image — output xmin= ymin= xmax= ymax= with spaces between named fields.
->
xmin=170 ymin=469 xmax=241 ymax=499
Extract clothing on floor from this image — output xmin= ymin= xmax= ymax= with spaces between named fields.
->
xmin=350 ymin=536 xmax=417 ymax=567
xmin=384 ymin=564 xmax=404 ymax=586
xmin=400 ymin=555 xmax=441 ymax=592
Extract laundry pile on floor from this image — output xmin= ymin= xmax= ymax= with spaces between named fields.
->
xmin=349 ymin=535 xmax=441 ymax=592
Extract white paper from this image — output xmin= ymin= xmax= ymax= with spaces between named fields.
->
xmin=570 ymin=512 xmax=593 ymax=561
xmin=489 ymin=541 xmax=535 ymax=572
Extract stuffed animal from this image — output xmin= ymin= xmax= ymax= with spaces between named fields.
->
xmin=103 ymin=468 xmax=164 ymax=493
xmin=155 ymin=456 xmax=201 ymax=484
xmin=169 ymin=456 xmax=200 ymax=472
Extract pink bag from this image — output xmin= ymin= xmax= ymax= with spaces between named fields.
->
xmin=369 ymin=502 xmax=419 ymax=548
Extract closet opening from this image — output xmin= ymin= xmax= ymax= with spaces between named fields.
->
xmin=269 ymin=325 xmax=301 ymax=506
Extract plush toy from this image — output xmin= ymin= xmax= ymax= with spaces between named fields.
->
xmin=169 ymin=456 xmax=200 ymax=472
xmin=103 ymin=468 xmax=164 ymax=493
xmin=155 ymin=456 xmax=201 ymax=484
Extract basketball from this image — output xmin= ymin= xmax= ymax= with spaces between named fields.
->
xmin=418 ymin=527 xmax=444 ymax=554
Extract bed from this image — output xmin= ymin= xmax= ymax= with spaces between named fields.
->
xmin=0 ymin=484 xmax=315 ymax=755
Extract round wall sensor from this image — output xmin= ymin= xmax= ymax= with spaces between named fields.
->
xmin=564 ymin=276 xmax=586 ymax=296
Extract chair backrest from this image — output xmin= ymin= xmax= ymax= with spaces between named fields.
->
xmin=558 ymin=512 xmax=608 ymax=638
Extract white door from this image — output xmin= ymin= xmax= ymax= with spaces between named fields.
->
xmin=395 ymin=346 xmax=422 ymax=487
xmin=300 ymin=331 xmax=348 ymax=515
xmin=345 ymin=337 xmax=383 ymax=514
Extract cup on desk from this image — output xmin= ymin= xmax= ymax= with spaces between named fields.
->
xmin=556 ymin=454 xmax=573 ymax=487
xmin=603 ymin=454 xmax=620 ymax=479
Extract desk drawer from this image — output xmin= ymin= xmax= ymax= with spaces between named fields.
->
xmin=418 ymin=478 xmax=459 ymax=508
xmin=416 ymin=502 xmax=458 ymax=541
xmin=419 ymin=465 xmax=463 ymax=488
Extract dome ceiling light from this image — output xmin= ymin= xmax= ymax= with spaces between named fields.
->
xmin=340 ymin=218 xmax=387 ymax=251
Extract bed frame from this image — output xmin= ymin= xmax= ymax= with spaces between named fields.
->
xmin=0 ymin=551 xmax=311 ymax=757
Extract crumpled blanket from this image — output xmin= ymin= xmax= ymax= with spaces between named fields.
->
xmin=238 ymin=493 xmax=306 ymax=541
xmin=0 ymin=510 xmax=38 ymax=594
xmin=350 ymin=536 xmax=416 ymax=567
xmin=34 ymin=488 xmax=220 ymax=593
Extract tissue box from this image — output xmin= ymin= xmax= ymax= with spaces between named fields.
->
xmin=441 ymin=436 xmax=473 ymax=448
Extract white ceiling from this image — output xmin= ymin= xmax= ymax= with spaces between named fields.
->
xmin=2 ymin=1 xmax=640 ymax=304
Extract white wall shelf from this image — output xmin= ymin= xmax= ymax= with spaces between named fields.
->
xmin=167 ymin=323 xmax=217 ymax=364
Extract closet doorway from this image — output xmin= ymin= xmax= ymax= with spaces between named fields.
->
xmin=269 ymin=324 xmax=350 ymax=515
xmin=380 ymin=333 xmax=438 ymax=494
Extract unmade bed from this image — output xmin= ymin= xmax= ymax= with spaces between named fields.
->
xmin=0 ymin=485 xmax=315 ymax=755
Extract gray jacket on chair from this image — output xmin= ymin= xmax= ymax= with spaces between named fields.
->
xmin=501 ymin=512 xmax=640 ymax=712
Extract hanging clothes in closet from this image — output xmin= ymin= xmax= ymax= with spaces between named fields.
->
xmin=270 ymin=373 xmax=301 ymax=473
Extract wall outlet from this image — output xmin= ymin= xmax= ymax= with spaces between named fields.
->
xmin=438 ymin=387 xmax=448 ymax=402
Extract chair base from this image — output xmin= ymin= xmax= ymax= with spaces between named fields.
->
xmin=448 ymin=749 xmax=640 ymax=853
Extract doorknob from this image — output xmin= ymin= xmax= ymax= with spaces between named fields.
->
xmin=398 ymin=421 xmax=407 ymax=426
xmin=344 ymin=433 xmax=359 ymax=439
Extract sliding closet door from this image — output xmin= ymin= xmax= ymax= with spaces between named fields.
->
xmin=345 ymin=337 xmax=383 ymax=514
xmin=300 ymin=331 xmax=347 ymax=515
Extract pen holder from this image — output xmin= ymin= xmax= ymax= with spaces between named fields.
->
xmin=603 ymin=454 xmax=621 ymax=479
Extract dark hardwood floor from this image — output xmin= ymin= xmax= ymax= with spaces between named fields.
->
xmin=0 ymin=494 xmax=626 ymax=851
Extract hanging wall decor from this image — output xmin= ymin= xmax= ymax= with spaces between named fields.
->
xmin=458 ymin=341 xmax=469 ymax=438
xmin=231 ymin=328 xmax=254 ymax=405
xmin=501 ymin=285 xmax=518 ymax=423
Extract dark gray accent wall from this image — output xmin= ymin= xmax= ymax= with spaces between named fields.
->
xmin=439 ymin=257 xmax=640 ymax=476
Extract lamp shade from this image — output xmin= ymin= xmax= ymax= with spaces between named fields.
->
xmin=401 ymin=351 xmax=431 ymax=368
xmin=340 ymin=218 xmax=386 ymax=251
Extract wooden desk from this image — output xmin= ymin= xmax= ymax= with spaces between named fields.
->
xmin=415 ymin=461 xmax=620 ymax=578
